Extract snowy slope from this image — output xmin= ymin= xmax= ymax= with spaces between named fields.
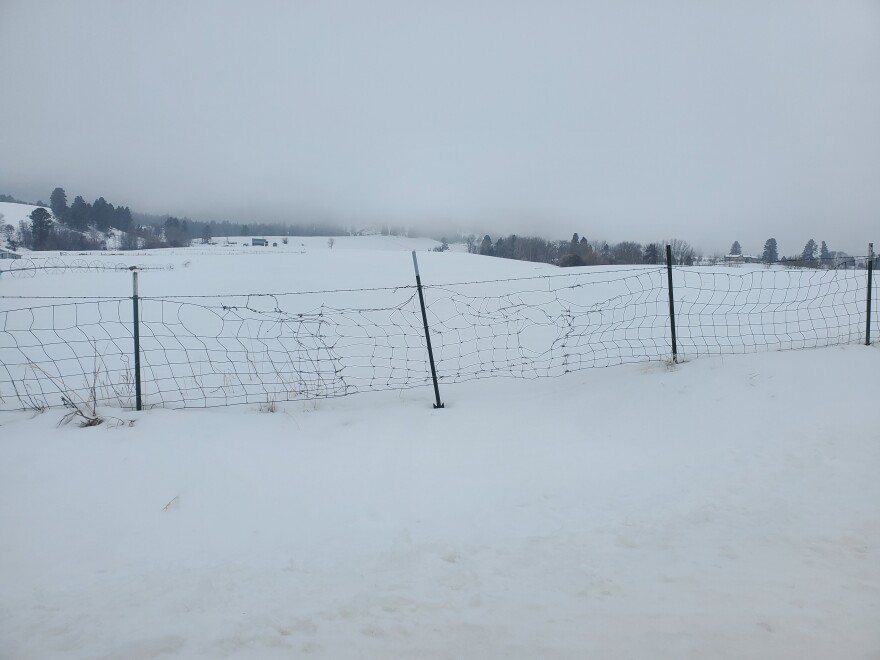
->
xmin=0 ymin=201 xmax=47 ymax=228
xmin=0 ymin=241 xmax=878 ymax=658
xmin=0 ymin=201 xmax=47 ymax=254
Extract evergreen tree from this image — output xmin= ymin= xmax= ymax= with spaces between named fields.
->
xmin=801 ymin=239 xmax=818 ymax=266
xmin=68 ymin=196 xmax=91 ymax=231
xmin=479 ymin=235 xmax=493 ymax=256
xmin=113 ymin=206 xmax=133 ymax=231
xmin=93 ymin=197 xmax=113 ymax=232
xmin=762 ymin=238 xmax=778 ymax=264
xmin=29 ymin=207 xmax=53 ymax=249
xmin=49 ymin=187 xmax=68 ymax=223
xmin=730 ymin=241 xmax=742 ymax=255
xmin=494 ymin=237 xmax=506 ymax=258
xmin=578 ymin=236 xmax=590 ymax=259
xmin=643 ymin=242 xmax=661 ymax=264
xmin=819 ymin=241 xmax=831 ymax=266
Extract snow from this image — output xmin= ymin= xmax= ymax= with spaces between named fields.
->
xmin=1 ymin=239 xmax=879 ymax=658
xmin=0 ymin=201 xmax=47 ymax=229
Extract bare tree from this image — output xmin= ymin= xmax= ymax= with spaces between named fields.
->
xmin=611 ymin=241 xmax=643 ymax=264
xmin=667 ymin=238 xmax=696 ymax=265
xmin=3 ymin=221 xmax=17 ymax=250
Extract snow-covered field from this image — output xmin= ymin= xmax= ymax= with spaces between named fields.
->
xmin=1 ymin=237 xmax=879 ymax=658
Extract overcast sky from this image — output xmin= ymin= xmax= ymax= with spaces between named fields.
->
xmin=1 ymin=0 xmax=878 ymax=256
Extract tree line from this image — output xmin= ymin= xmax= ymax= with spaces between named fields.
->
xmin=733 ymin=238 xmax=858 ymax=269
xmin=135 ymin=218 xmax=351 ymax=248
xmin=2 ymin=187 xmax=353 ymax=252
xmin=466 ymin=233 xmax=699 ymax=266
xmin=2 ymin=188 xmax=137 ymax=251
xmin=49 ymin=188 xmax=134 ymax=235
xmin=1 ymin=187 xmax=871 ymax=265
xmin=465 ymin=234 xmax=866 ymax=269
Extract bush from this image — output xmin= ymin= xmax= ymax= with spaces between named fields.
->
xmin=558 ymin=254 xmax=584 ymax=268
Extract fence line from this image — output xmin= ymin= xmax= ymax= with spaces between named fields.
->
xmin=0 ymin=261 xmax=876 ymax=412
xmin=0 ymin=257 xmax=172 ymax=278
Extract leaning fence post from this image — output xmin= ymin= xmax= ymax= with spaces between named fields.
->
xmin=665 ymin=244 xmax=678 ymax=363
xmin=131 ymin=267 xmax=143 ymax=410
xmin=867 ymin=242 xmax=874 ymax=346
xmin=411 ymin=251 xmax=444 ymax=409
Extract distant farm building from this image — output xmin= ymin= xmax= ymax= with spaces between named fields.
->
xmin=252 ymin=238 xmax=268 ymax=246
xmin=0 ymin=247 xmax=22 ymax=259
xmin=724 ymin=254 xmax=745 ymax=266
xmin=724 ymin=254 xmax=762 ymax=266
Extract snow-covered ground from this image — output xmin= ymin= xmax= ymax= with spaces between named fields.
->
xmin=1 ymin=237 xmax=879 ymax=658
xmin=0 ymin=201 xmax=45 ymax=229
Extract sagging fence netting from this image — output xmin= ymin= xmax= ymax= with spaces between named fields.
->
xmin=0 ymin=265 xmax=876 ymax=411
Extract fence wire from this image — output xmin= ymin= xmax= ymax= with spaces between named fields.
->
xmin=0 ymin=258 xmax=172 ymax=278
xmin=0 ymin=264 xmax=875 ymax=411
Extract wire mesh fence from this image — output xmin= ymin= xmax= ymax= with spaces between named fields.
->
xmin=0 ymin=262 xmax=876 ymax=411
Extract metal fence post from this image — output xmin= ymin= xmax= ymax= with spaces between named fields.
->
xmin=131 ymin=267 xmax=142 ymax=410
xmin=411 ymin=251 xmax=444 ymax=409
xmin=867 ymin=242 xmax=874 ymax=346
xmin=666 ymin=244 xmax=678 ymax=363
